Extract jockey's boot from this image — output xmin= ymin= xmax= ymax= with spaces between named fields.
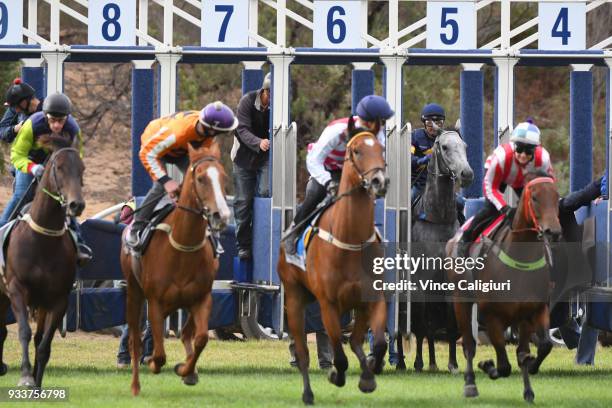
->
xmin=283 ymin=223 xmax=300 ymax=255
xmin=210 ymin=231 xmax=224 ymax=256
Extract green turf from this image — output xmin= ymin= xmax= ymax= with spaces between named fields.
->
xmin=1 ymin=331 xmax=611 ymax=407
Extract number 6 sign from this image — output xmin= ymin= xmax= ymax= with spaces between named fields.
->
xmin=426 ymin=2 xmax=476 ymax=49
xmin=202 ymin=0 xmax=249 ymax=47
xmin=88 ymin=0 xmax=136 ymax=46
xmin=313 ymin=1 xmax=362 ymax=48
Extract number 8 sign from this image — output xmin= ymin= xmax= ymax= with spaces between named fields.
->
xmin=426 ymin=2 xmax=476 ymax=49
xmin=88 ymin=0 xmax=136 ymax=46
xmin=202 ymin=0 xmax=249 ymax=47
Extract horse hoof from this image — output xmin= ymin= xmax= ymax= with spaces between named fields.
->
xmin=182 ymin=373 xmax=199 ymax=386
xmin=0 ymin=363 xmax=7 ymax=376
xmin=327 ymin=367 xmax=345 ymax=387
xmin=414 ymin=364 xmax=423 ymax=373
xmin=528 ymin=361 xmax=540 ymax=375
xmin=174 ymin=363 xmax=185 ymax=377
xmin=131 ymin=384 xmax=141 ymax=396
xmin=366 ymin=356 xmax=384 ymax=375
xmin=18 ymin=376 xmax=35 ymax=387
xmin=429 ymin=364 xmax=439 ymax=372
xmin=358 ymin=376 xmax=376 ymax=393
xmin=396 ymin=361 xmax=406 ymax=371
xmin=524 ymin=389 xmax=535 ymax=403
xmin=448 ymin=364 xmax=460 ymax=375
xmin=464 ymin=384 xmax=479 ymax=398
xmin=302 ymin=390 xmax=314 ymax=405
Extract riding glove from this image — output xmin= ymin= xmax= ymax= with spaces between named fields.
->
xmin=31 ymin=164 xmax=44 ymax=179
xmin=416 ymin=155 xmax=431 ymax=166
xmin=325 ymin=180 xmax=339 ymax=196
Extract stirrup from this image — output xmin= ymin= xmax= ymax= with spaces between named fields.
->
xmin=77 ymin=243 xmax=93 ymax=267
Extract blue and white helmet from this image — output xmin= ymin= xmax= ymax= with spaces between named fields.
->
xmin=510 ymin=122 xmax=541 ymax=146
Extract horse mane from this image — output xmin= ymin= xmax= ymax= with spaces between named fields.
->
xmin=523 ymin=169 xmax=551 ymax=185
xmin=38 ymin=134 xmax=73 ymax=152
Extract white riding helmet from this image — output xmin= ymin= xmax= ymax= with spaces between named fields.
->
xmin=510 ymin=122 xmax=541 ymax=146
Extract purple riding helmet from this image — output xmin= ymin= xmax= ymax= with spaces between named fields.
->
xmin=199 ymin=101 xmax=239 ymax=132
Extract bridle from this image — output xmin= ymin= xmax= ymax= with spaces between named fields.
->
xmin=513 ymin=177 xmax=555 ymax=238
xmin=428 ymin=137 xmax=457 ymax=182
xmin=176 ymin=155 xmax=223 ymax=231
xmin=41 ymin=147 xmax=81 ymax=208
xmin=342 ymin=131 xmax=386 ymax=195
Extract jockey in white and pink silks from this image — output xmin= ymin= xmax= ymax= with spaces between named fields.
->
xmin=458 ymin=121 xmax=555 ymax=257
xmin=283 ymin=95 xmax=394 ymax=255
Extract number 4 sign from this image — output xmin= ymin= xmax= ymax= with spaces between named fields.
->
xmin=88 ymin=0 xmax=136 ymax=46
xmin=538 ymin=2 xmax=586 ymax=50
xmin=426 ymin=2 xmax=476 ymax=49
xmin=201 ymin=0 xmax=249 ymax=47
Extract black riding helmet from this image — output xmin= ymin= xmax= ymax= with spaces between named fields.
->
xmin=43 ymin=93 xmax=72 ymax=117
xmin=5 ymin=78 xmax=35 ymax=107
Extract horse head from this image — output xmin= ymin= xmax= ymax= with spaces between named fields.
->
xmin=38 ymin=134 xmax=85 ymax=217
xmin=517 ymin=171 xmax=562 ymax=242
xmin=344 ymin=116 xmax=388 ymax=198
xmin=431 ymin=131 xmax=474 ymax=188
xmin=187 ymin=142 xmax=231 ymax=231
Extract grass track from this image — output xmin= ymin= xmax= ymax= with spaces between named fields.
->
xmin=1 ymin=331 xmax=612 ymax=407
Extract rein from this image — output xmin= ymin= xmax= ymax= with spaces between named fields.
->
xmin=176 ymin=155 xmax=219 ymax=227
xmin=428 ymin=138 xmax=457 ymax=182
xmin=511 ymin=177 xmax=555 ymax=236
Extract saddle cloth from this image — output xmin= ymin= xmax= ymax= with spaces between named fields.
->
xmin=284 ymin=213 xmax=323 ymax=271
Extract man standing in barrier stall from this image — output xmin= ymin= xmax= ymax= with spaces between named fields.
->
xmin=125 ymin=101 xmax=239 ymax=250
xmin=231 ymin=72 xmax=271 ymax=260
xmin=1 ymin=92 xmax=92 ymax=265
xmin=0 ymin=78 xmax=43 ymax=213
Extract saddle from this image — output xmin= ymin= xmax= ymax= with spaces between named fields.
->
xmin=459 ymin=211 xmax=514 ymax=259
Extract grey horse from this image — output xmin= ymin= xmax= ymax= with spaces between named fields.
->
xmin=399 ymin=130 xmax=474 ymax=373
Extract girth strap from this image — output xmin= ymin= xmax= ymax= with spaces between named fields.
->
xmin=154 ymin=223 xmax=209 ymax=253
xmin=316 ymin=228 xmax=378 ymax=251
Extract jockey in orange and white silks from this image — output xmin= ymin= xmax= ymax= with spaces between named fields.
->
xmin=283 ymin=95 xmax=394 ymax=255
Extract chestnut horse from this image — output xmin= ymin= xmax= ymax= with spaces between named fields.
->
xmin=447 ymin=172 xmax=562 ymax=403
xmin=0 ymin=136 xmax=85 ymax=387
xmin=120 ymin=143 xmax=230 ymax=395
xmin=278 ymin=121 xmax=389 ymax=405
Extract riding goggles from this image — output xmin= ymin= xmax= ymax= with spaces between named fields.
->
xmin=515 ymin=143 xmax=536 ymax=155
xmin=424 ymin=117 xmax=444 ymax=127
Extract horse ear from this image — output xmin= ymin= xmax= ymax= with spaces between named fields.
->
xmin=187 ymin=143 xmax=197 ymax=160
xmin=348 ymin=115 xmax=355 ymax=133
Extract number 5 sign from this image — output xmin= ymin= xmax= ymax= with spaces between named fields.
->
xmin=538 ymin=2 xmax=585 ymax=50
xmin=313 ymin=1 xmax=363 ymax=48
xmin=426 ymin=2 xmax=476 ymax=49
xmin=88 ymin=0 xmax=136 ymax=46
xmin=202 ymin=0 xmax=249 ymax=47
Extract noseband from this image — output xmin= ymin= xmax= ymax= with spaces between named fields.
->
xmin=429 ymin=138 xmax=457 ymax=182
xmin=516 ymin=177 xmax=555 ymax=237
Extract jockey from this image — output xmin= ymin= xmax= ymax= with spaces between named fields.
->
xmin=1 ymin=92 xmax=92 ymax=265
xmin=283 ymin=95 xmax=394 ymax=255
xmin=457 ymin=121 xmax=554 ymax=257
xmin=126 ymin=101 xmax=238 ymax=250
xmin=411 ymin=103 xmax=445 ymax=199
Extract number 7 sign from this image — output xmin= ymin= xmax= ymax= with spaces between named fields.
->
xmin=202 ymin=0 xmax=249 ymax=47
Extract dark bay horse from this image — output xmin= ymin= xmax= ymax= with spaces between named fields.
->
xmin=120 ymin=142 xmax=230 ymax=396
xmin=447 ymin=173 xmax=561 ymax=403
xmin=278 ymin=121 xmax=389 ymax=405
xmin=407 ymin=130 xmax=473 ymax=373
xmin=0 ymin=136 xmax=85 ymax=387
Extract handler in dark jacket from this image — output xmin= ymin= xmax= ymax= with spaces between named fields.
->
xmin=231 ymin=73 xmax=271 ymax=259
xmin=0 ymin=78 xmax=42 ymax=144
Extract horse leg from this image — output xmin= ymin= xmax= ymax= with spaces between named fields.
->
xmin=350 ymin=307 xmax=376 ymax=393
xmin=319 ymin=300 xmax=348 ymax=388
xmin=427 ymin=333 xmax=438 ymax=371
xmin=413 ymin=333 xmax=424 ymax=372
xmin=175 ymin=296 xmax=212 ymax=386
xmin=454 ymin=301 xmax=478 ymax=398
xmin=34 ymin=301 xmax=68 ymax=387
xmin=8 ymin=281 xmax=34 ymax=386
xmin=447 ymin=303 xmax=460 ymax=374
xmin=0 ymin=294 xmax=10 ymax=376
xmin=479 ymin=316 xmax=511 ymax=379
xmin=126 ymin=276 xmax=144 ymax=396
xmin=284 ymin=282 xmax=313 ymax=405
xmin=147 ymin=301 xmax=167 ymax=374
xmin=529 ymin=308 xmax=552 ymax=375
xmin=366 ymin=299 xmax=387 ymax=375
xmin=517 ymin=321 xmax=536 ymax=403
xmin=395 ymin=335 xmax=406 ymax=371
xmin=32 ymin=309 xmax=47 ymax=379
xmin=180 ymin=314 xmax=195 ymax=362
